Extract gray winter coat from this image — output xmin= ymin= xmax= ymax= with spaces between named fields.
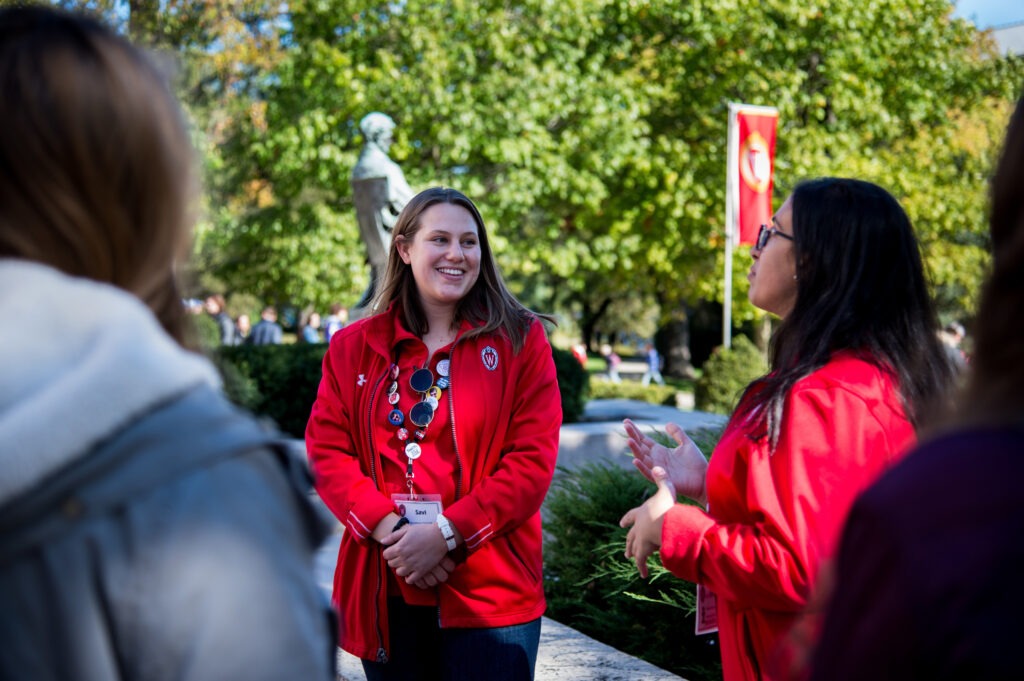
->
xmin=0 ymin=385 xmax=336 ymax=681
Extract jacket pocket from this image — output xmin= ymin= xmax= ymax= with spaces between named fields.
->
xmin=504 ymin=534 xmax=539 ymax=585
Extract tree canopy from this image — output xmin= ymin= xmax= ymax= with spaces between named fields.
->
xmin=56 ymin=0 xmax=1024 ymax=355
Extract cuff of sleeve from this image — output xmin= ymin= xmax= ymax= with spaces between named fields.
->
xmin=442 ymin=496 xmax=492 ymax=555
xmin=347 ymin=494 xmax=398 ymax=545
xmin=660 ymin=503 xmax=716 ymax=582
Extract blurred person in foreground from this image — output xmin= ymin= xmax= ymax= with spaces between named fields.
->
xmin=619 ymin=177 xmax=956 ymax=680
xmin=808 ymin=93 xmax=1024 ymax=681
xmin=0 ymin=6 xmax=335 ymax=680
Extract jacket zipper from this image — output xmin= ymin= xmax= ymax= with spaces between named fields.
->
xmin=438 ymin=339 xmax=464 ymax=630
xmin=366 ymin=364 xmax=389 ymax=663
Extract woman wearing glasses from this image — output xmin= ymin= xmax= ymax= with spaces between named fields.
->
xmin=620 ymin=178 xmax=955 ymax=681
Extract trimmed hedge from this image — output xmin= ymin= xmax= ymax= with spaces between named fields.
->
xmin=694 ymin=334 xmax=768 ymax=415
xmin=215 ymin=343 xmax=328 ymax=438
xmin=212 ymin=343 xmax=588 ymax=436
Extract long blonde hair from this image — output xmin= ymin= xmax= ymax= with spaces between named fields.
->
xmin=0 ymin=5 xmax=197 ymax=344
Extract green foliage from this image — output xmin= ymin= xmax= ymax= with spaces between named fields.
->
xmin=588 ymin=380 xmax=681 ymax=407
xmin=544 ymin=462 xmax=721 ymax=681
xmin=216 ymin=343 xmax=328 ymax=437
xmin=695 ymin=334 xmax=768 ymax=414
xmin=191 ymin=312 xmax=222 ymax=351
xmin=64 ymin=0 xmax=1024 ymax=379
xmin=551 ymin=346 xmax=589 ymax=424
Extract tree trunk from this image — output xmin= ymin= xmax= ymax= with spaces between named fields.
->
xmin=579 ymin=296 xmax=612 ymax=352
xmin=655 ymin=304 xmax=695 ymax=380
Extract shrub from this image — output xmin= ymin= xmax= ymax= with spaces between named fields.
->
xmin=212 ymin=342 xmax=588 ymax=436
xmin=544 ymin=455 xmax=722 ymax=681
xmin=216 ymin=343 xmax=328 ymax=437
xmin=551 ymin=346 xmax=589 ymax=423
xmin=694 ymin=334 xmax=767 ymax=414
xmin=588 ymin=380 xmax=680 ymax=406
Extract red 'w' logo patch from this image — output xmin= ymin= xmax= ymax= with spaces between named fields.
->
xmin=481 ymin=346 xmax=499 ymax=371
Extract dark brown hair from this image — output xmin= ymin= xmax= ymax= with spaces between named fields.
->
xmin=0 ymin=5 xmax=196 ymax=344
xmin=371 ymin=187 xmax=553 ymax=352
xmin=958 ymin=94 xmax=1024 ymax=424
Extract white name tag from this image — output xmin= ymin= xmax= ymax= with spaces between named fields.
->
xmin=391 ymin=494 xmax=443 ymax=524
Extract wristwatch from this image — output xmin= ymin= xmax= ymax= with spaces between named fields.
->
xmin=436 ymin=514 xmax=457 ymax=551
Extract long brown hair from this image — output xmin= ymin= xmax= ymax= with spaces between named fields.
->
xmin=0 ymin=5 xmax=196 ymax=344
xmin=371 ymin=187 xmax=554 ymax=353
xmin=958 ymin=93 xmax=1024 ymax=425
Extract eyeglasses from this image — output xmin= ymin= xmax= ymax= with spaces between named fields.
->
xmin=755 ymin=223 xmax=794 ymax=251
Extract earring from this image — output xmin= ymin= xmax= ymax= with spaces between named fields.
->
xmin=793 ymin=274 xmax=798 ymax=280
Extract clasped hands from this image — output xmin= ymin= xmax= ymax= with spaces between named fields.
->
xmin=619 ymin=418 xmax=708 ymax=579
xmin=379 ymin=518 xmax=456 ymax=590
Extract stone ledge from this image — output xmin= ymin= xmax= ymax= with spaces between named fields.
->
xmin=335 ymin=616 xmax=685 ymax=681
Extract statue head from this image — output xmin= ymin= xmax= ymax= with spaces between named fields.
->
xmin=359 ymin=112 xmax=396 ymax=152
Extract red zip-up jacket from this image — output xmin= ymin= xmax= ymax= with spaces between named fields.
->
xmin=659 ymin=353 xmax=916 ymax=681
xmin=306 ymin=306 xmax=561 ymax=662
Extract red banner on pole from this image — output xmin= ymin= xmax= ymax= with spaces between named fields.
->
xmin=733 ymin=107 xmax=778 ymax=245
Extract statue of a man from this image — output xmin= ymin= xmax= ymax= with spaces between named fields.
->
xmin=350 ymin=112 xmax=415 ymax=311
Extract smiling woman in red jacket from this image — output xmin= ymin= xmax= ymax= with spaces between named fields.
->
xmin=619 ymin=178 xmax=956 ymax=681
xmin=306 ymin=187 xmax=561 ymax=681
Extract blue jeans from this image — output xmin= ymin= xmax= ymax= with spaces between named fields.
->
xmin=362 ymin=598 xmax=541 ymax=681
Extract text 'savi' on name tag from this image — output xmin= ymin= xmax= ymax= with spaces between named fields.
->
xmin=391 ymin=494 xmax=443 ymax=524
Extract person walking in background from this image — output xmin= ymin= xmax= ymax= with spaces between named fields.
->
xmin=808 ymin=93 xmax=1024 ymax=681
xmin=324 ymin=302 xmax=348 ymax=341
xmin=619 ymin=178 xmax=956 ymax=681
xmin=204 ymin=293 xmax=238 ymax=345
xmin=0 ymin=7 xmax=335 ymax=680
xmin=235 ymin=312 xmax=252 ymax=343
xmin=248 ymin=306 xmax=283 ymax=345
xmin=640 ymin=342 xmax=665 ymax=386
xmin=301 ymin=311 xmax=323 ymax=343
xmin=601 ymin=343 xmax=622 ymax=383
xmin=306 ymin=187 xmax=562 ymax=681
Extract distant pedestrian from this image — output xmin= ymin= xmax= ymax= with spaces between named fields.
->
xmin=204 ymin=293 xmax=238 ymax=345
xmin=641 ymin=342 xmax=665 ymax=386
xmin=248 ymin=306 xmax=283 ymax=345
xmin=324 ymin=303 xmax=348 ymax=341
xmin=571 ymin=343 xmax=588 ymax=367
xmin=236 ymin=313 xmax=252 ymax=343
xmin=601 ymin=343 xmax=622 ymax=383
xmin=301 ymin=312 xmax=323 ymax=343
xmin=0 ymin=7 xmax=335 ymax=680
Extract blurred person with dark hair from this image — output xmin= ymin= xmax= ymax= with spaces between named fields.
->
xmin=0 ymin=6 xmax=335 ymax=680
xmin=809 ymin=92 xmax=1024 ymax=681
xmin=620 ymin=177 xmax=956 ymax=680
xmin=248 ymin=305 xmax=283 ymax=345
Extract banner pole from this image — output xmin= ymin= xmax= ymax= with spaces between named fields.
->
xmin=723 ymin=104 xmax=739 ymax=349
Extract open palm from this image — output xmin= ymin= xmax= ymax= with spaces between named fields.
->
xmin=623 ymin=418 xmax=708 ymax=507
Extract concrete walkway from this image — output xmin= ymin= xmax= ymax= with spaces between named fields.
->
xmin=311 ymin=399 xmax=728 ymax=681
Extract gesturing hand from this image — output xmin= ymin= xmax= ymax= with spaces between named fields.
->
xmin=381 ymin=523 xmax=456 ymax=589
xmin=624 ymin=418 xmax=708 ymax=507
xmin=620 ymin=467 xmax=676 ymax=579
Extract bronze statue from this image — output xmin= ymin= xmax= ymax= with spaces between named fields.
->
xmin=351 ymin=113 xmax=414 ymax=313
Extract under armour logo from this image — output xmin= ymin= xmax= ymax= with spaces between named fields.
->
xmin=357 ymin=374 xmax=367 ymax=387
